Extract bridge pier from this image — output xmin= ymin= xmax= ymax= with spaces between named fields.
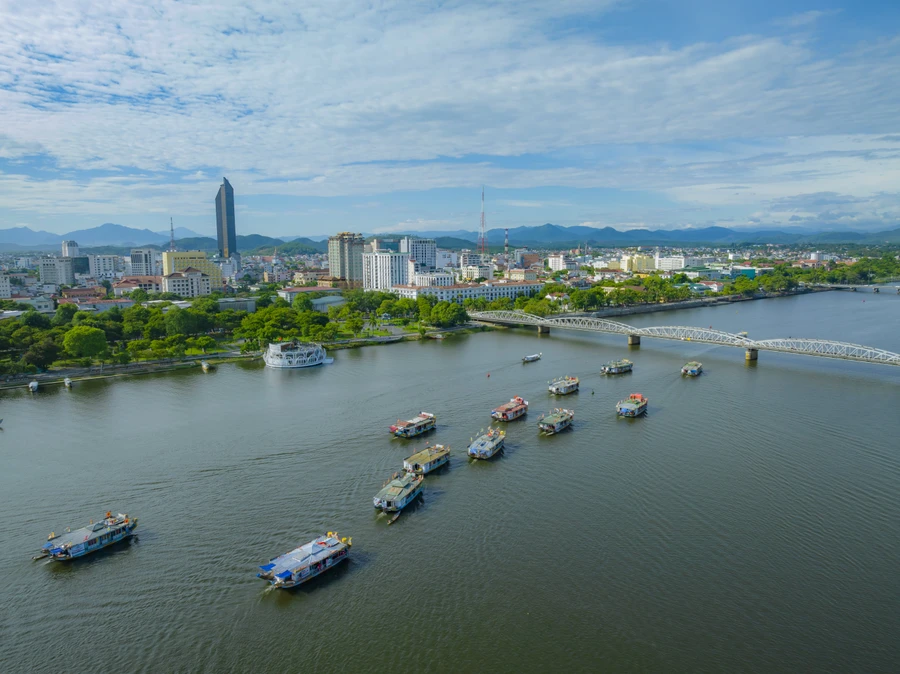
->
xmin=745 ymin=348 xmax=758 ymax=362
xmin=627 ymin=334 xmax=641 ymax=346
xmin=537 ymin=325 xmax=550 ymax=334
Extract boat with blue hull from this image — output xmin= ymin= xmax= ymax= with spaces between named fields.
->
xmin=682 ymin=361 xmax=703 ymax=376
xmin=35 ymin=512 xmax=138 ymax=561
xmin=257 ymin=532 xmax=351 ymax=589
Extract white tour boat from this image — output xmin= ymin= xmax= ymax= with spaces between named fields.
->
xmin=263 ymin=341 xmax=334 ymax=369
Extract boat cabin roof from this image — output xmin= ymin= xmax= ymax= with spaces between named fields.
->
xmin=43 ymin=515 xmax=130 ymax=550
xmin=377 ymin=473 xmax=420 ymax=498
xmin=405 ymin=445 xmax=449 ymax=464
xmin=259 ymin=535 xmax=347 ymax=575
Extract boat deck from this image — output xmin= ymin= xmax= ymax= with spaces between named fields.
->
xmin=260 ymin=535 xmax=347 ymax=577
xmin=43 ymin=516 xmax=132 ymax=550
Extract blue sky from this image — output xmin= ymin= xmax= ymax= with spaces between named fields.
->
xmin=1 ymin=0 xmax=899 ymax=237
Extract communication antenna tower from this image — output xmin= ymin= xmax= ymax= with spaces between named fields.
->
xmin=504 ymin=228 xmax=509 ymax=258
xmin=479 ymin=186 xmax=486 ymax=258
xmin=169 ymin=217 xmax=176 ymax=252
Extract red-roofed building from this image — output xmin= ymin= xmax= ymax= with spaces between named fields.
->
xmin=113 ymin=276 xmax=163 ymax=297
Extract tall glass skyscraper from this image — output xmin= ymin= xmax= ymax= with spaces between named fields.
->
xmin=215 ymin=177 xmax=237 ymax=259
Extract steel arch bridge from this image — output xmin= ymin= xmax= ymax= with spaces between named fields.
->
xmin=468 ymin=311 xmax=900 ymax=366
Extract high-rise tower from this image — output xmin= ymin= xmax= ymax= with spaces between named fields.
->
xmin=215 ymin=177 xmax=237 ymax=259
xmin=479 ymin=186 xmax=487 ymax=258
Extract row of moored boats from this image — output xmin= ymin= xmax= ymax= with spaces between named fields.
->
xmin=31 ymin=353 xmax=705 ymax=589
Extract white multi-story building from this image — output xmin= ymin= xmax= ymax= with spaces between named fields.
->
xmin=654 ymin=254 xmax=703 ymax=271
xmin=88 ymin=254 xmax=120 ymax=278
xmin=38 ymin=257 xmax=75 ymax=286
xmin=391 ymin=280 xmax=543 ymax=303
xmin=413 ymin=271 xmax=455 ymax=287
xmin=459 ymin=250 xmax=483 ymax=267
xmin=435 ymin=249 xmax=458 ymax=268
xmin=130 ymin=248 xmax=160 ymax=276
xmin=460 ymin=264 xmax=493 ymax=281
xmin=0 ymin=273 xmax=10 ymax=299
xmin=399 ymin=237 xmax=437 ymax=269
xmin=547 ymin=254 xmax=576 ymax=272
xmin=362 ymin=251 xmax=410 ymax=290
xmin=161 ymin=268 xmax=212 ymax=297
xmin=61 ymin=240 xmax=80 ymax=257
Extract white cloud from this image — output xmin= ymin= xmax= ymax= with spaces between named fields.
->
xmin=0 ymin=1 xmax=898 ymax=232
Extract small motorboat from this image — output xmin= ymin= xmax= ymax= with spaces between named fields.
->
xmin=200 ymin=361 xmax=212 ymax=372
xmin=522 ymin=353 xmax=542 ymax=363
xmin=28 ymin=381 xmax=38 ymax=393
xmin=64 ymin=378 xmax=73 ymax=388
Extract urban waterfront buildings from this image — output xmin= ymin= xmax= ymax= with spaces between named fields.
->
xmin=162 ymin=251 xmax=223 ymax=288
xmin=215 ymin=177 xmax=237 ymax=260
xmin=327 ymin=232 xmax=364 ymax=287
xmin=362 ymin=250 xmax=410 ymax=290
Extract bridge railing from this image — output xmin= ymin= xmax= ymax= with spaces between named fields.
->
xmin=468 ymin=310 xmax=900 ymax=366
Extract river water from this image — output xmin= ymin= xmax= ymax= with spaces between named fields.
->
xmin=2 ymin=291 xmax=899 ymax=673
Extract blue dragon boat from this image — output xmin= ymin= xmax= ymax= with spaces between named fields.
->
xmin=35 ymin=512 xmax=138 ymax=561
xmin=257 ymin=532 xmax=352 ymax=589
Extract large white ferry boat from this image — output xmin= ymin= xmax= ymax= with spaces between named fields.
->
xmin=263 ymin=341 xmax=334 ymax=369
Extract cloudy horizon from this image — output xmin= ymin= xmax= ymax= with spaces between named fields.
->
xmin=2 ymin=1 xmax=899 ymax=237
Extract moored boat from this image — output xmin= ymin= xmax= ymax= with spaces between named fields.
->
xmin=28 ymin=381 xmax=38 ymax=392
xmin=617 ymin=393 xmax=648 ymax=417
xmin=467 ymin=428 xmax=505 ymax=459
xmin=403 ymin=444 xmax=450 ymax=475
xmin=682 ymin=361 xmax=703 ymax=376
xmin=538 ymin=408 xmax=574 ymax=435
xmin=390 ymin=412 xmax=436 ymax=438
xmin=373 ymin=472 xmax=424 ymax=512
xmin=601 ymin=359 xmax=632 ymax=375
xmin=200 ymin=360 xmax=212 ymax=372
xmin=35 ymin=512 xmax=138 ymax=561
xmin=63 ymin=378 xmax=73 ymax=388
xmin=522 ymin=353 xmax=542 ymax=363
xmin=257 ymin=532 xmax=351 ymax=589
xmin=491 ymin=396 xmax=528 ymax=421
xmin=263 ymin=340 xmax=334 ymax=369
xmin=549 ymin=376 xmax=579 ymax=395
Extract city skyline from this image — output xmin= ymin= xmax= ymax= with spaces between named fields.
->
xmin=1 ymin=1 xmax=900 ymax=236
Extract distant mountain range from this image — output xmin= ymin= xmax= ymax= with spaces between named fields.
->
xmin=391 ymin=223 xmax=900 ymax=247
xmin=0 ymin=223 xmax=206 ymax=250
xmin=2 ymin=222 xmax=899 ymax=254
